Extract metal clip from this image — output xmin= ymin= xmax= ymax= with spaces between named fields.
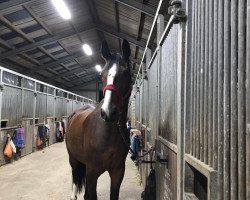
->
xmin=168 ymin=0 xmax=186 ymax=24
xmin=156 ymin=152 xmax=168 ymax=165
xmin=0 ymin=84 xmax=4 ymax=91
xmin=143 ymin=70 xmax=148 ymax=80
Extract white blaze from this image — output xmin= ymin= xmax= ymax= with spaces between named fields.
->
xmin=101 ymin=64 xmax=117 ymax=114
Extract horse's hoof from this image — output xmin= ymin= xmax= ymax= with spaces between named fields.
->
xmin=70 ymin=195 xmax=77 ymax=200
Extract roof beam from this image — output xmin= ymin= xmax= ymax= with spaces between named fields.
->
xmin=115 ymin=0 xmax=155 ymax=17
xmin=95 ymin=24 xmax=146 ymax=49
xmin=0 ymin=15 xmax=34 ymax=43
xmin=0 ymin=24 xmax=95 ymax=60
xmin=114 ymin=1 xmax=121 ymax=51
xmin=23 ymin=4 xmax=53 ymax=35
xmin=42 ymin=55 xmax=140 ymax=82
xmin=85 ymin=0 xmax=105 ymax=42
xmin=22 ymin=51 xmax=92 ymax=75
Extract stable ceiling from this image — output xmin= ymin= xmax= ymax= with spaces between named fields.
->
xmin=0 ymin=0 xmax=170 ymax=91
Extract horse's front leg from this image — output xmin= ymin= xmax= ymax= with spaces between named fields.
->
xmin=108 ymin=163 xmax=125 ymax=200
xmin=84 ymin=168 xmax=99 ymax=200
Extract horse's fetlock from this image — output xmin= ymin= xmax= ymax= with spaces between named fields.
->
xmin=70 ymin=195 xmax=77 ymax=200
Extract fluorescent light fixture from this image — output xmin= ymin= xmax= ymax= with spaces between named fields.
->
xmin=52 ymin=0 xmax=71 ymax=20
xmin=82 ymin=44 xmax=93 ymax=56
xmin=95 ymin=64 xmax=102 ymax=72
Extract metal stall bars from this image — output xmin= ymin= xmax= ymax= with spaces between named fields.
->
xmin=130 ymin=0 xmax=187 ymax=199
xmin=0 ymin=66 xmax=95 ymax=166
xmin=247 ymin=0 xmax=250 ymax=199
xmin=185 ymin=0 xmax=248 ymax=200
xmin=129 ymin=0 xmax=249 ymax=199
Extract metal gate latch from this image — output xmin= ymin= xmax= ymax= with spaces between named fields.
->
xmin=156 ymin=152 xmax=169 ymax=166
xmin=168 ymin=0 xmax=186 ymax=24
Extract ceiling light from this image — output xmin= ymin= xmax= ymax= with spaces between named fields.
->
xmin=52 ymin=0 xmax=71 ymax=20
xmin=82 ymin=44 xmax=93 ymax=56
xmin=95 ymin=64 xmax=102 ymax=72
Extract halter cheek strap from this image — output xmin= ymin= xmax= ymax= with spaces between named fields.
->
xmin=103 ymin=84 xmax=131 ymax=102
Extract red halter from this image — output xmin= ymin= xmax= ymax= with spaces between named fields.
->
xmin=103 ymin=84 xmax=131 ymax=103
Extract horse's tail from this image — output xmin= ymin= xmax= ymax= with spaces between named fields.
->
xmin=70 ymin=156 xmax=86 ymax=193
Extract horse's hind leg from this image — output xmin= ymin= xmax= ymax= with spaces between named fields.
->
xmin=108 ymin=163 xmax=125 ymax=200
xmin=69 ymin=155 xmax=86 ymax=200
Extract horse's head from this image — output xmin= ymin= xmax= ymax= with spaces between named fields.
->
xmin=100 ymin=39 xmax=132 ymax=122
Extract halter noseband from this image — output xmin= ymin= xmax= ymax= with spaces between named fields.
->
xmin=103 ymin=84 xmax=131 ymax=103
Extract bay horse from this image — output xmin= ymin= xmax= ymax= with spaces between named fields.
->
xmin=66 ymin=39 xmax=132 ymax=200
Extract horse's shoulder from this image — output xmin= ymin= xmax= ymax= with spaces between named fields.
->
xmin=68 ymin=104 xmax=95 ymax=122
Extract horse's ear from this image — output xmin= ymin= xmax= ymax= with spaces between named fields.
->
xmin=101 ymin=40 xmax=111 ymax=61
xmin=122 ymin=39 xmax=130 ymax=62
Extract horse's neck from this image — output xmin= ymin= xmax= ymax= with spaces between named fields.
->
xmin=119 ymin=100 xmax=129 ymax=124
xmin=95 ymin=99 xmax=129 ymax=124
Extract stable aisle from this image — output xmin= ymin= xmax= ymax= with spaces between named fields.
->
xmin=0 ymin=142 xmax=143 ymax=200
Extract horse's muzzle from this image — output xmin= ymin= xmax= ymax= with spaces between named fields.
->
xmin=100 ymin=107 xmax=118 ymax=122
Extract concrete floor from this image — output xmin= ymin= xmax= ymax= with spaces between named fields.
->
xmin=0 ymin=142 xmax=143 ymax=200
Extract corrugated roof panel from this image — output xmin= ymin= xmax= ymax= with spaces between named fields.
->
xmin=46 ymin=45 xmax=63 ymax=54
xmin=95 ymin=0 xmax=115 ymax=28
xmin=14 ymin=40 xmax=30 ymax=48
xmin=25 ymin=48 xmax=40 ymax=55
xmin=103 ymin=33 xmax=119 ymax=52
xmin=0 ymin=0 xmax=10 ymax=3
xmin=0 ymin=24 xmax=12 ymax=35
xmin=35 ymin=54 xmax=48 ymax=61
xmin=4 ymin=9 xmax=32 ymax=23
xmin=52 ymin=65 xmax=64 ymax=71
xmin=53 ymin=52 xmax=69 ymax=59
xmin=144 ymin=15 xmax=154 ymax=30
xmin=3 ymin=36 xmax=25 ymax=45
xmin=26 ymin=29 xmax=48 ymax=39
xmin=11 ymin=55 xmax=36 ymax=68
xmin=51 ymin=49 xmax=66 ymax=56
xmin=0 ymin=31 xmax=19 ymax=40
xmin=62 ymin=60 xmax=76 ymax=66
xmin=118 ymin=3 xmax=141 ymax=38
xmin=21 ymin=23 xmax=43 ymax=34
xmin=43 ymin=42 xmax=60 ymax=50
xmin=39 ymin=56 xmax=54 ymax=64
xmin=36 ymin=69 xmax=53 ymax=77
xmin=14 ymin=19 xmax=37 ymax=30
xmin=71 ymin=65 xmax=81 ymax=71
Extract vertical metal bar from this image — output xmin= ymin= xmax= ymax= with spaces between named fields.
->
xmin=212 ymin=0 xmax=218 ymax=171
xmin=21 ymin=78 xmax=24 ymax=117
xmin=199 ymin=0 xmax=205 ymax=162
xmin=174 ymin=26 xmax=178 ymax=144
xmin=223 ymin=0 xmax=231 ymax=199
xmin=230 ymin=0 xmax=238 ymax=199
xmin=208 ymin=0 xmax=214 ymax=167
xmin=189 ymin=0 xmax=195 ymax=155
xmin=32 ymin=82 xmax=36 ymax=151
xmin=53 ymin=89 xmax=56 ymax=123
xmin=193 ymin=0 xmax=198 ymax=158
xmin=218 ymin=0 xmax=224 ymax=199
xmin=177 ymin=13 xmax=186 ymax=200
xmin=157 ymin=14 xmax=164 ymax=140
xmin=238 ymin=0 xmax=246 ymax=199
xmin=185 ymin=0 xmax=193 ymax=154
xmin=196 ymin=0 xmax=201 ymax=160
xmin=246 ymin=0 xmax=250 ymax=198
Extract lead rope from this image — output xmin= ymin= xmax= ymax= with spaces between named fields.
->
xmin=117 ymin=121 xmax=154 ymax=161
